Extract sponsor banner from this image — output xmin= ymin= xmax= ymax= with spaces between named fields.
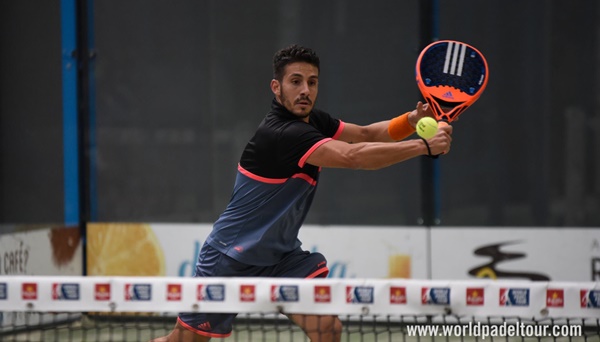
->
xmin=94 ymin=283 xmax=111 ymax=301
xmin=299 ymin=225 xmax=428 ymax=279
xmin=1 ymin=276 xmax=112 ymax=312
xmin=271 ymin=285 xmax=299 ymax=302
xmin=89 ymin=224 xmax=600 ymax=281
xmin=86 ymin=223 xmax=428 ymax=279
xmin=91 ymin=224 xmax=599 ymax=281
xmin=581 ymin=289 xmax=600 ymax=308
xmin=546 ymin=288 xmax=564 ymax=308
xmin=466 ymin=287 xmax=485 ymax=306
xmin=125 ymin=283 xmax=152 ymax=301
xmin=0 ymin=227 xmax=82 ymax=276
xmin=421 ymin=287 xmax=451 ymax=305
xmin=430 ymin=228 xmax=600 ymax=281
xmin=52 ymin=283 xmax=80 ymax=301
xmin=111 ymin=277 xmax=160 ymax=312
xmin=166 ymin=284 xmax=182 ymax=301
xmin=473 ymin=281 xmax=546 ymax=317
xmin=197 ymin=284 xmax=225 ymax=302
xmin=346 ymin=286 xmax=374 ymax=304
xmin=0 ymin=282 xmax=7 ymax=300
xmin=0 ymin=232 xmax=82 ymax=332
xmin=1 ymin=276 xmax=599 ymax=319
xmin=239 ymin=284 xmax=256 ymax=302
xmin=314 ymin=285 xmax=332 ymax=303
xmin=538 ymin=282 xmax=600 ymax=317
xmin=499 ymin=288 xmax=530 ymax=307
xmin=399 ymin=280 xmax=451 ymax=315
xmin=389 ymin=286 xmax=407 ymax=304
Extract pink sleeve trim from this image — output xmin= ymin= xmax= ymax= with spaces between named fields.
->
xmin=298 ymin=138 xmax=332 ymax=168
xmin=332 ymin=120 xmax=345 ymax=140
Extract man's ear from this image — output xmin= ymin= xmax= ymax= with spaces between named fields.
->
xmin=270 ymin=79 xmax=280 ymax=96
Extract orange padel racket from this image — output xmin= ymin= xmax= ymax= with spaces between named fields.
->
xmin=416 ymin=40 xmax=489 ymax=124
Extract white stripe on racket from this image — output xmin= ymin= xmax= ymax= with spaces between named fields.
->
xmin=443 ymin=42 xmax=467 ymax=77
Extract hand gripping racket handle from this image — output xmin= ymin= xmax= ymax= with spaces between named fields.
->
xmin=423 ymin=120 xmax=448 ymax=159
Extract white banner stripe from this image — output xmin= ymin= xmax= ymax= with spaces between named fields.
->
xmin=1 ymin=276 xmax=598 ymax=318
xmin=443 ymin=42 xmax=453 ymax=74
xmin=456 ymin=44 xmax=467 ymax=76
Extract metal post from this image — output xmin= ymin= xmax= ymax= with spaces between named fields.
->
xmin=419 ymin=0 xmax=440 ymax=227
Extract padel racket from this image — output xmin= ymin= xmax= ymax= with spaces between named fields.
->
xmin=416 ymin=40 xmax=489 ymax=123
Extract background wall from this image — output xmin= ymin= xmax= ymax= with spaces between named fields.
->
xmin=0 ymin=0 xmax=63 ymax=223
xmin=1 ymin=0 xmax=599 ymax=228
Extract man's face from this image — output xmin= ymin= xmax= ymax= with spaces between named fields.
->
xmin=271 ymin=62 xmax=319 ymax=120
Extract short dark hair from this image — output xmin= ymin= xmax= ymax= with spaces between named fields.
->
xmin=272 ymin=45 xmax=320 ymax=81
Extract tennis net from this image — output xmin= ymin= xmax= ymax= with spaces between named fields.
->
xmin=1 ymin=276 xmax=599 ymax=341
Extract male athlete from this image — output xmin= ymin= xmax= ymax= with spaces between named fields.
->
xmin=152 ymin=45 xmax=452 ymax=342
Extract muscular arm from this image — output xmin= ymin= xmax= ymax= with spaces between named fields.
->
xmin=306 ymin=101 xmax=450 ymax=170
xmin=337 ymin=101 xmax=429 ymax=144
xmin=306 ymin=125 xmax=452 ymax=170
xmin=337 ymin=120 xmax=396 ymax=143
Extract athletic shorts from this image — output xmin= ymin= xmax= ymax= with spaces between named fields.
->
xmin=177 ymin=242 xmax=329 ymax=338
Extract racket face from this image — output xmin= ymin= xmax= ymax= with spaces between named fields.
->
xmin=416 ymin=40 xmax=489 ymax=122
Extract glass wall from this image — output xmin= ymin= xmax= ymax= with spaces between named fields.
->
xmin=1 ymin=1 xmax=598 ymax=228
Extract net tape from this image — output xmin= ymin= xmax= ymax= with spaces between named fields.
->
xmin=2 ymin=276 xmax=599 ymax=319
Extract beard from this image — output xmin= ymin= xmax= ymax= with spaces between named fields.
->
xmin=280 ymin=89 xmax=312 ymax=119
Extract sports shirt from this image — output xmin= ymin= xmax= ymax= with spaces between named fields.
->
xmin=206 ymin=99 xmax=344 ymax=265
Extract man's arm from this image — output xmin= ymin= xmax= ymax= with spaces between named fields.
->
xmin=337 ymin=101 xmax=431 ymax=144
xmin=306 ymin=124 xmax=452 ymax=170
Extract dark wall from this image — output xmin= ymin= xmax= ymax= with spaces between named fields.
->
xmin=92 ymin=1 xmax=422 ymax=224
xmin=438 ymin=1 xmax=599 ymax=225
xmin=0 ymin=0 xmax=63 ymax=224
xmin=1 ymin=0 xmax=598 ymax=227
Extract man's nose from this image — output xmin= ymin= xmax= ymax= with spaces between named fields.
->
xmin=299 ymin=81 xmax=310 ymax=95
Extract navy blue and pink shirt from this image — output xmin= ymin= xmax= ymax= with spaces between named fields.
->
xmin=206 ymin=99 xmax=344 ymax=266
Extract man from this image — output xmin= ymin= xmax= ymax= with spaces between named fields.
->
xmin=153 ymin=44 xmax=452 ymax=342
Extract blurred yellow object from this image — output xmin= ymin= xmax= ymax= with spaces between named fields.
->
xmin=388 ymin=254 xmax=411 ymax=279
xmin=87 ymin=223 xmax=165 ymax=276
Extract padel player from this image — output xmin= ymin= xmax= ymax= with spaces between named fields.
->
xmin=152 ymin=44 xmax=452 ymax=342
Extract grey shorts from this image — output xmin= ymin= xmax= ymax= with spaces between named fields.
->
xmin=177 ymin=242 xmax=329 ymax=338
